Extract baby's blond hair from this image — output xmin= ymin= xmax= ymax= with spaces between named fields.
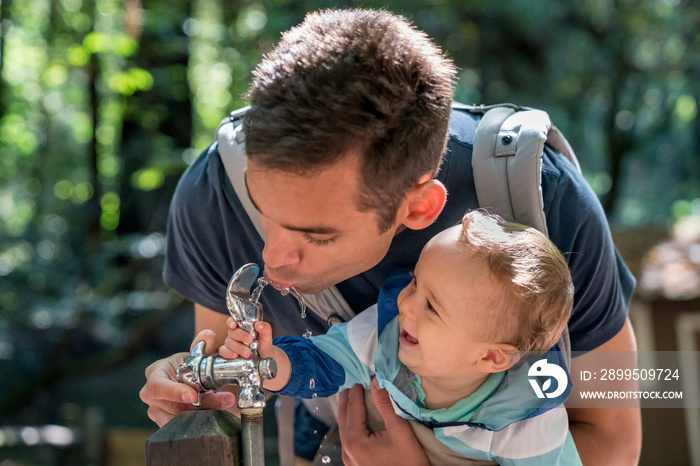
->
xmin=460 ymin=210 xmax=574 ymax=354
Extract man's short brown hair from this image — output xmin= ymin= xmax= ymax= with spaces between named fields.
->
xmin=460 ymin=210 xmax=574 ymax=354
xmin=243 ymin=9 xmax=456 ymax=232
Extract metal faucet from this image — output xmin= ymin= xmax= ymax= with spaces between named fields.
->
xmin=177 ymin=263 xmax=275 ymax=466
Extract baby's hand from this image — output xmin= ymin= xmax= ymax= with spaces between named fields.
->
xmin=220 ymin=318 xmax=275 ymax=360
xmin=221 ymin=318 xmax=291 ymax=392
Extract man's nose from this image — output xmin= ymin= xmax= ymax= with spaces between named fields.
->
xmin=262 ymin=224 xmax=301 ymax=269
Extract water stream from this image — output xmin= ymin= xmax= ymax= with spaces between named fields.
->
xmin=250 ymin=276 xmax=269 ymax=304
xmin=281 ymin=287 xmax=307 ymax=319
xmin=250 ymin=274 xmax=308 ymax=320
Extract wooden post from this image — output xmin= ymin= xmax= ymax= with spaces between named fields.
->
xmin=146 ymin=410 xmax=241 ymax=466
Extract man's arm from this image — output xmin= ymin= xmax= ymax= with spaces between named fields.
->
xmin=194 ymin=303 xmax=231 ymax=348
xmin=567 ymin=318 xmax=642 ymax=465
xmin=139 ymin=304 xmax=235 ymax=427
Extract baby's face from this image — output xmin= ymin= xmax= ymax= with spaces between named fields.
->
xmin=396 ymin=225 xmax=500 ymax=381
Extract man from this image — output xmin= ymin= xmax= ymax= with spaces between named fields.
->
xmin=140 ymin=8 xmax=641 ymax=465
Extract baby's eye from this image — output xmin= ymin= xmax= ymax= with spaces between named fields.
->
xmin=426 ymin=300 xmax=438 ymax=316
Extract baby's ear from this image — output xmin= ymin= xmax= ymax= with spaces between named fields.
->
xmin=399 ymin=175 xmax=447 ymax=231
xmin=476 ymin=343 xmax=520 ymax=373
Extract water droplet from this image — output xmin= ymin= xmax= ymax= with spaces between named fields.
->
xmin=313 ymin=430 xmax=318 ymax=435
xmin=312 ymin=393 xmax=318 ymax=399
xmin=280 ymin=288 xmax=289 ymax=296
xmin=303 ymin=329 xmax=312 ymax=339
xmin=309 ymin=378 xmax=316 ymax=389
xmin=314 ymin=405 xmax=319 ymax=411
xmin=321 ymin=455 xmax=331 ymax=464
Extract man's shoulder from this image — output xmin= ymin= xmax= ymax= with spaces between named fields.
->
xmin=170 ymin=141 xmax=248 ymax=223
xmin=448 ymin=104 xmax=480 ymax=146
xmin=173 ymin=142 xmax=222 ymax=197
xmin=540 ymin=146 xmax=605 ymax=230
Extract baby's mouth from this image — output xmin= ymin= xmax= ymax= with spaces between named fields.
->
xmin=400 ymin=330 xmax=419 ymax=345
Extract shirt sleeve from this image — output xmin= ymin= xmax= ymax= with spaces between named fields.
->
xmin=541 ymin=148 xmax=636 ymax=352
xmin=271 ymin=304 xmax=381 ymax=398
xmin=272 ymin=335 xmax=347 ymax=398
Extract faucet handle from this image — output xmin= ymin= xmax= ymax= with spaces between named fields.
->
xmin=177 ymin=341 xmax=213 ymax=407
xmin=258 ymin=357 xmax=278 ymax=381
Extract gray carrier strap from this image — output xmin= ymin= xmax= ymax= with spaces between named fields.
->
xmin=472 ymin=107 xmax=551 ymax=235
xmin=470 ymin=103 xmax=577 ymax=368
xmin=216 ymin=109 xmax=356 ymax=325
xmin=471 ymin=104 xmax=582 ymax=236
xmin=216 ymin=107 xmax=260 ymax=234
xmin=546 ymin=125 xmax=581 ymax=174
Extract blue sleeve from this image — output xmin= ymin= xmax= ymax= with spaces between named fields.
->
xmin=272 ymin=305 xmax=380 ymax=397
xmin=272 ymin=336 xmax=347 ymax=398
xmin=542 ymin=148 xmax=636 ymax=352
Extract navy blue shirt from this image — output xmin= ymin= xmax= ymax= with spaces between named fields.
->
xmin=163 ymin=105 xmax=635 ymax=352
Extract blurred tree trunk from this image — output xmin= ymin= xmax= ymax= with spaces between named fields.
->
xmin=85 ymin=0 xmax=103 ymax=265
xmin=561 ymin=6 xmax=634 ymax=215
xmin=118 ymin=0 xmax=193 ymax=234
xmin=602 ymin=65 xmax=633 ymax=215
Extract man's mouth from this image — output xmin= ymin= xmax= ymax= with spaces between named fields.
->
xmin=263 ymin=270 xmax=295 ymax=291
xmin=399 ymin=330 xmax=419 ymax=346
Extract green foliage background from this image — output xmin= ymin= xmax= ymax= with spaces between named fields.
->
xmin=0 ymin=0 xmax=699 ymax=458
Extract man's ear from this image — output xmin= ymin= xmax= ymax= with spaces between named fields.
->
xmin=476 ymin=343 xmax=520 ymax=373
xmin=401 ymin=175 xmax=447 ymax=230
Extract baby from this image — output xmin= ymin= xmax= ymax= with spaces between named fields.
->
xmin=222 ymin=210 xmax=581 ymax=465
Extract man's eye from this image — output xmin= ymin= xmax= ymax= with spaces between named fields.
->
xmin=303 ymin=233 xmax=334 ymax=246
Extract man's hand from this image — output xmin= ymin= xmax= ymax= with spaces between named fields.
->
xmin=338 ymin=378 xmax=428 ymax=466
xmin=139 ymin=329 xmax=236 ymax=427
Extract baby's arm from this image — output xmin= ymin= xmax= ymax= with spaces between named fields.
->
xmin=219 ymin=318 xmax=291 ymax=392
xmin=222 ymin=306 xmax=380 ymax=399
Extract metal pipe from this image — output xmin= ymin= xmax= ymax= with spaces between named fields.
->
xmin=241 ymin=409 xmax=264 ymax=466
